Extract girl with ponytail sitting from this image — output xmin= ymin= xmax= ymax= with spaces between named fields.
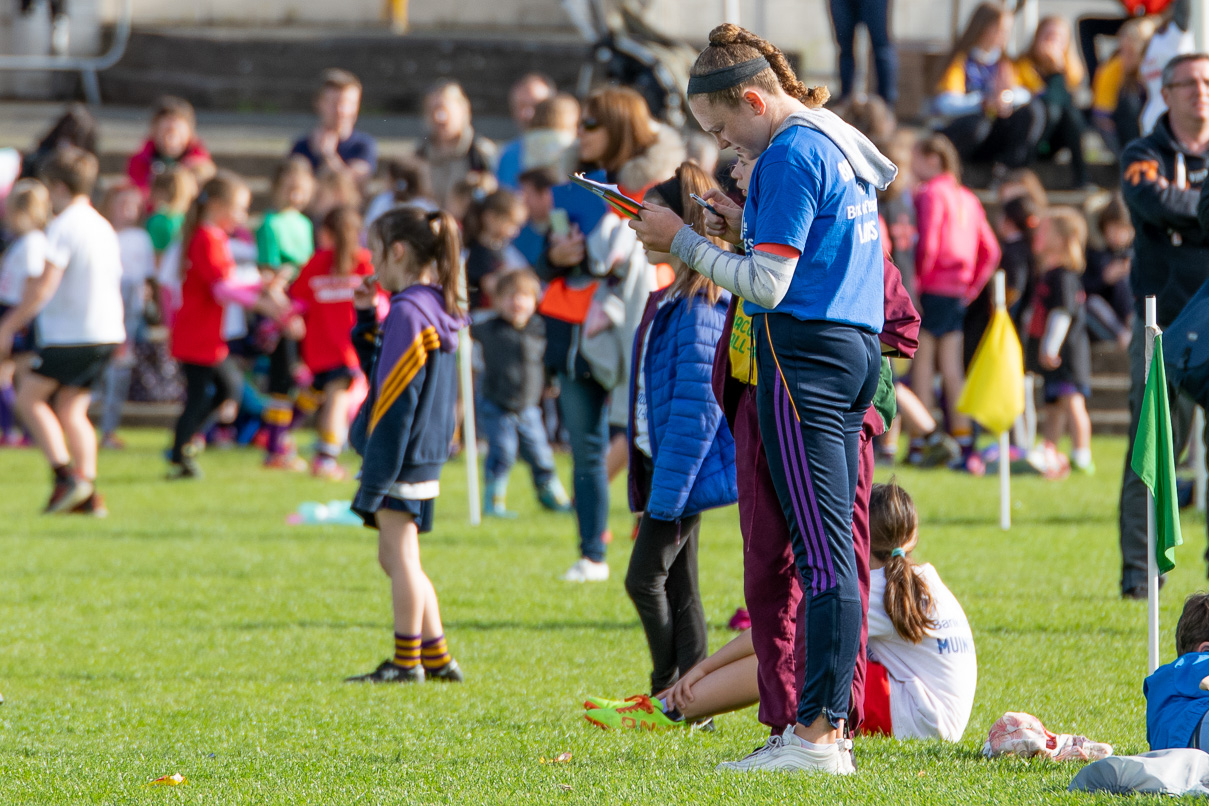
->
xmin=864 ymin=480 xmax=977 ymax=741
xmin=582 ymin=480 xmax=977 ymax=743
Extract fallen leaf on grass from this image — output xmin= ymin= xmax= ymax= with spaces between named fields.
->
xmin=147 ymin=773 xmax=187 ymax=786
xmin=558 ymin=784 xmax=572 ymax=791
xmin=540 ymin=752 xmax=573 ymax=764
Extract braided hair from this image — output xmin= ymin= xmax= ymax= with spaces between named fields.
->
xmin=689 ymin=24 xmax=829 ymax=108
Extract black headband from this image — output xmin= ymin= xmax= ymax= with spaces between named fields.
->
xmin=687 ymin=56 xmax=771 ymax=95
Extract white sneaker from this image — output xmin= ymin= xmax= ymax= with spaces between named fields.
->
xmin=716 ymin=726 xmax=855 ymax=775
xmin=560 ymin=558 xmax=609 ymax=582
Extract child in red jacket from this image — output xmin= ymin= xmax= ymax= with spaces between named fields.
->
xmin=910 ymin=133 xmax=1000 ymax=469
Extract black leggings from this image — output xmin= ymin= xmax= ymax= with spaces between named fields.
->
xmin=624 ymin=455 xmax=707 ymax=695
xmin=172 ymin=359 xmax=243 ymax=461
xmin=268 ymin=336 xmax=297 ymax=396
xmin=941 ymin=103 xmax=1044 ymax=170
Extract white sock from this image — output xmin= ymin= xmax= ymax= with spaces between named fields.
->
xmin=1071 ymin=447 xmax=1093 ymax=467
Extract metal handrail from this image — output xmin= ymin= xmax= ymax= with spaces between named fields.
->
xmin=0 ymin=0 xmax=134 ymax=104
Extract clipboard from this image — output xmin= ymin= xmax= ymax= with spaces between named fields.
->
xmin=568 ymin=173 xmax=644 ymax=220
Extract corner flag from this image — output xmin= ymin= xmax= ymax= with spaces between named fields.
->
xmin=957 ymin=307 xmax=1025 ymax=434
xmin=1132 ymin=331 xmax=1182 ymax=574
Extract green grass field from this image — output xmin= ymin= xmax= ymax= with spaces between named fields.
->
xmin=0 ymin=430 xmax=1206 ymax=804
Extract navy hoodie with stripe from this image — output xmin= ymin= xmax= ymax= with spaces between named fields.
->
xmin=349 ymin=284 xmax=467 ymax=524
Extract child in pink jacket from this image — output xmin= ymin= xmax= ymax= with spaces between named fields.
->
xmin=910 ymin=133 xmax=1000 ymax=469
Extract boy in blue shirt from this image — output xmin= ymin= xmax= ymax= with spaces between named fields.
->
xmin=1146 ymin=592 xmax=1209 ymax=750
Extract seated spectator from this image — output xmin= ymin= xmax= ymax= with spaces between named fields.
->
xmin=127 ymin=96 xmax=215 ymax=203
xmin=1084 ymin=194 xmax=1134 ymax=347
xmin=1091 ymin=16 xmax=1156 ymax=158
xmin=290 ymin=69 xmax=378 ymax=183
xmin=933 ymin=3 xmax=1043 ymax=178
xmin=496 ymin=73 xmax=556 ymax=190
xmin=418 ymin=80 xmax=498 ymax=207
xmin=363 ymin=155 xmax=436 ymax=230
xmin=19 ymin=103 xmax=97 ymax=180
xmin=1139 ymin=0 xmax=1194 ymax=134
xmin=519 ymin=94 xmax=580 ymax=180
xmin=684 ymin=131 xmax=720 ymax=178
xmin=1015 ymin=16 xmax=1090 ymax=188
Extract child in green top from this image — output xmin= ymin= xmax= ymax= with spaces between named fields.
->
xmin=257 ymin=157 xmax=317 ymax=468
xmin=145 ymin=165 xmax=197 ymax=255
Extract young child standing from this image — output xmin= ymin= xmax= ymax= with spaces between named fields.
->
xmin=345 ymin=206 xmax=468 ymax=684
xmin=619 ymin=162 xmax=735 ymax=711
xmin=470 ymin=268 xmax=571 ymax=517
xmin=1028 ymin=207 xmax=1094 ymax=476
xmin=258 ymin=157 xmax=317 ymax=469
xmin=146 ymin=165 xmax=198 ymax=257
xmin=99 ymin=183 xmax=157 ymax=450
xmin=910 ymin=133 xmax=1000 ymax=470
xmin=0 ymin=148 xmax=125 ymax=514
xmin=1146 ymin=592 xmax=1209 ymax=751
xmin=0 ymin=180 xmax=50 ymax=446
xmin=168 ymin=172 xmax=283 ymax=479
xmin=287 ymin=205 xmax=374 ymax=479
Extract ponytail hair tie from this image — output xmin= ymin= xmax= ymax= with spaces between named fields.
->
xmin=890 ymin=547 xmax=906 ymax=559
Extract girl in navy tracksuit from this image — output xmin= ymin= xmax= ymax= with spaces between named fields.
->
xmin=345 ymin=206 xmax=470 ymax=685
xmin=621 ymin=163 xmax=737 ymax=707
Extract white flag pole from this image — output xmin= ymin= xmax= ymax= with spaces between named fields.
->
xmin=994 ymin=271 xmax=1011 ymax=531
xmin=459 ymin=327 xmax=481 ymax=526
xmin=1193 ymin=406 xmax=1207 ymax=513
xmin=1145 ymin=295 xmax=1159 ymax=673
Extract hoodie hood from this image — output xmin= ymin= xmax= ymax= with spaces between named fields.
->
xmin=393 ymin=284 xmax=467 ymax=353
xmin=774 ymin=108 xmax=898 ymax=191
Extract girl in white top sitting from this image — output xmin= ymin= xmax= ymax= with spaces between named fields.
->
xmin=864 ymin=480 xmax=977 ymax=741
xmin=586 ymin=480 xmax=977 ymax=743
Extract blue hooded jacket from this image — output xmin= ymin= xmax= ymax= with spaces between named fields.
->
xmin=349 ymin=284 xmax=468 ymax=524
xmin=628 ymin=287 xmax=737 ymax=520
xmin=1145 ymin=652 xmax=1209 ymax=750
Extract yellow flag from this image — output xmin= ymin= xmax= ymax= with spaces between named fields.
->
xmin=957 ymin=308 xmax=1025 ymax=434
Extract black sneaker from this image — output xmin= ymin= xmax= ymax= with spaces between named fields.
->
xmin=345 ymin=660 xmax=425 ymax=683
xmin=166 ymin=455 xmax=203 ymax=480
xmin=424 ymin=660 xmax=464 ymax=683
xmin=45 ymin=475 xmax=93 ymax=514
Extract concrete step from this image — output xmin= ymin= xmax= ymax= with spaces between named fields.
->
xmin=99 ymin=27 xmax=590 ymax=117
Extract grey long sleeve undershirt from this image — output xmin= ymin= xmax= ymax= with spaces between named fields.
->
xmin=670 ymin=226 xmax=797 ymax=310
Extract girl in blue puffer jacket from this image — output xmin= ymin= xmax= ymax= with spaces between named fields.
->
xmin=590 ymin=163 xmax=737 ymax=725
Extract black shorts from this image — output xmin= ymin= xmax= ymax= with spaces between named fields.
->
xmin=378 ymin=496 xmax=436 ymax=533
xmin=32 ymin=344 xmax=117 ymax=388
xmin=0 ymin=304 xmax=33 ymax=354
xmin=1043 ymin=378 xmax=1091 ymax=404
xmin=311 ymin=366 xmax=355 ymax=392
xmin=920 ymin=293 xmax=967 ymax=337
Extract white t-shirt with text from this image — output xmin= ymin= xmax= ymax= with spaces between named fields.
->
xmin=37 ymin=200 xmax=125 ymax=346
xmin=867 ymin=562 xmax=978 ymax=742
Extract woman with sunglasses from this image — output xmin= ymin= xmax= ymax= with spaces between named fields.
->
xmin=540 ymin=86 xmax=683 ymax=584
xmin=631 ymin=24 xmax=895 ymax=775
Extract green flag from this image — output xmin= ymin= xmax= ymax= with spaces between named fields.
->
xmin=1130 ymin=332 xmax=1182 ymax=574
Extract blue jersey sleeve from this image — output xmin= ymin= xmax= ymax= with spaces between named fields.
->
xmin=749 ymin=157 xmax=822 ymax=252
